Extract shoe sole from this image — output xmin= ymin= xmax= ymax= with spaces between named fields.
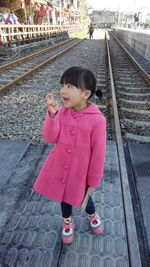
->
xmin=62 ymin=233 xmax=74 ymax=244
xmin=62 ymin=239 xmax=73 ymax=244
xmin=62 ymin=237 xmax=74 ymax=244
xmin=93 ymin=228 xmax=104 ymax=235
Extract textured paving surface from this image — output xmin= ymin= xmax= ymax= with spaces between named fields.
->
xmin=0 ymin=140 xmax=29 ymax=186
xmin=0 ymin=140 xmax=130 ymax=266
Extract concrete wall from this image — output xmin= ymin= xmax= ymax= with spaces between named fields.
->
xmin=114 ymin=29 xmax=150 ymax=62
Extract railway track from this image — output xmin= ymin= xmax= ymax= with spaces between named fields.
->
xmin=112 ymin=30 xmax=150 ymax=76
xmin=107 ymin=31 xmax=150 ymax=143
xmin=0 ymin=38 xmax=84 ymax=94
xmin=106 ymin=30 xmax=150 ymax=267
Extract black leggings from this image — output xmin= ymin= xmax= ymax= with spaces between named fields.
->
xmin=61 ymin=196 xmax=95 ymax=218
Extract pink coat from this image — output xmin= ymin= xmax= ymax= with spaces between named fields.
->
xmin=33 ymin=104 xmax=106 ymax=206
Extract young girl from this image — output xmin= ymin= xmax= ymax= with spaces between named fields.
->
xmin=33 ymin=66 xmax=106 ymax=244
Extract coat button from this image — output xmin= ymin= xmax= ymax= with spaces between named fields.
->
xmin=73 ymin=114 xmax=78 ymax=119
xmin=64 ymin=164 xmax=68 ymax=169
xmin=61 ymin=179 xmax=65 ymax=184
xmin=70 ymin=130 xmax=76 ymax=135
xmin=67 ymin=148 xmax=71 ymax=153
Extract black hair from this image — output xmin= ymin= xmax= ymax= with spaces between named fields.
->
xmin=60 ymin=66 xmax=102 ymax=100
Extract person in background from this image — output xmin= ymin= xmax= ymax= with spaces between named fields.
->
xmin=88 ymin=22 xmax=94 ymax=39
xmin=5 ymin=14 xmax=13 ymax=24
xmin=0 ymin=13 xmax=6 ymax=43
xmin=11 ymin=12 xmax=19 ymax=24
xmin=33 ymin=66 xmax=106 ymax=244
xmin=46 ymin=8 xmax=50 ymax=24
xmin=133 ymin=13 xmax=139 ymax=29
xmin=0 ymin=14 xmax=5 ymax=24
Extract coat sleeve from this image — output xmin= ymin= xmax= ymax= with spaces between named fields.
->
xmin=42 ymin=109 xmax=61 ymax=143
xmin=87 ymin=116 xmax=106 ymax=188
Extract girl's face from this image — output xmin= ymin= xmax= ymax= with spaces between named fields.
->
xmin=60 ymin=83 xmax=90 ymax=112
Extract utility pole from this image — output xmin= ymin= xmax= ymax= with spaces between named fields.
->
xmin=59 ymin=0 xmax=62 ymax=25
xmin=117 ymin=7 xmax=120 ymax=27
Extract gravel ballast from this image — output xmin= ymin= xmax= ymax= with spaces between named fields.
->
xmin=0 ymin=30 xmax=105 ymax=144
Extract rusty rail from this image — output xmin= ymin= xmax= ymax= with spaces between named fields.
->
xmin=105 ymin=30 xmax=142 ymax=267
xmin=0 ymin=38 xmax=74 ymax=72
xmin=0 ymin=38 xmax=84 ymax=94
xmin=110 ymin=31 xmax=150 ymax=83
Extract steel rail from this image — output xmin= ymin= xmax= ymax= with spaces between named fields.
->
xmin=0 ymin=39 xmax=75 ymax=72
xmin=110 ymin=31 xmax=150 ymax=83
xmin=105 ymin=30 xmax=142 ymax=267
xmin=0 ymin=39 xmax=84 ymax=94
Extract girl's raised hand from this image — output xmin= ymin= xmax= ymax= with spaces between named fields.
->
xmin=46 ymin=93 xmax=59 ymax=117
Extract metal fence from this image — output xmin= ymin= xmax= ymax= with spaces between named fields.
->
xmin=0 ymin=24 xmax=79 ymax=46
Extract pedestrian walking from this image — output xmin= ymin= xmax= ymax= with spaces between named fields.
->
xmin=33 ymin=66 xmax=106 ymax=243
xmin=4 ymin=14 xmax=13 ymax=24
xmin=88 ymin=23 xmax=94 ymax=39
xmin=133 ymin=13 xmax=139 ymax=29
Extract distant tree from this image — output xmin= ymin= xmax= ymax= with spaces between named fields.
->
xmin=79 ymin=0 xmax=88 ymax=16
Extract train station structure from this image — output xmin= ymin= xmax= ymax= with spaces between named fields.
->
xmin=0 ymin=0 xmax=82 ymax=25
xmin=0 ymin=0 xmax=89 ymax=48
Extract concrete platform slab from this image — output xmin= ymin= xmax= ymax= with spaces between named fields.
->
xmin=0 ymin=139 xmax=29 ymax=187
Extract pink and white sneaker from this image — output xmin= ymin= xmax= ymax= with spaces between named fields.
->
xmin=88 ymin=213 xmax=104 ymax=235
xmin=62 ymin=221 xmax=75 ymax=244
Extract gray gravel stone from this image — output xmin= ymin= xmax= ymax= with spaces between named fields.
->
xmin=0 ymin=30 xmax=104 ymax=144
